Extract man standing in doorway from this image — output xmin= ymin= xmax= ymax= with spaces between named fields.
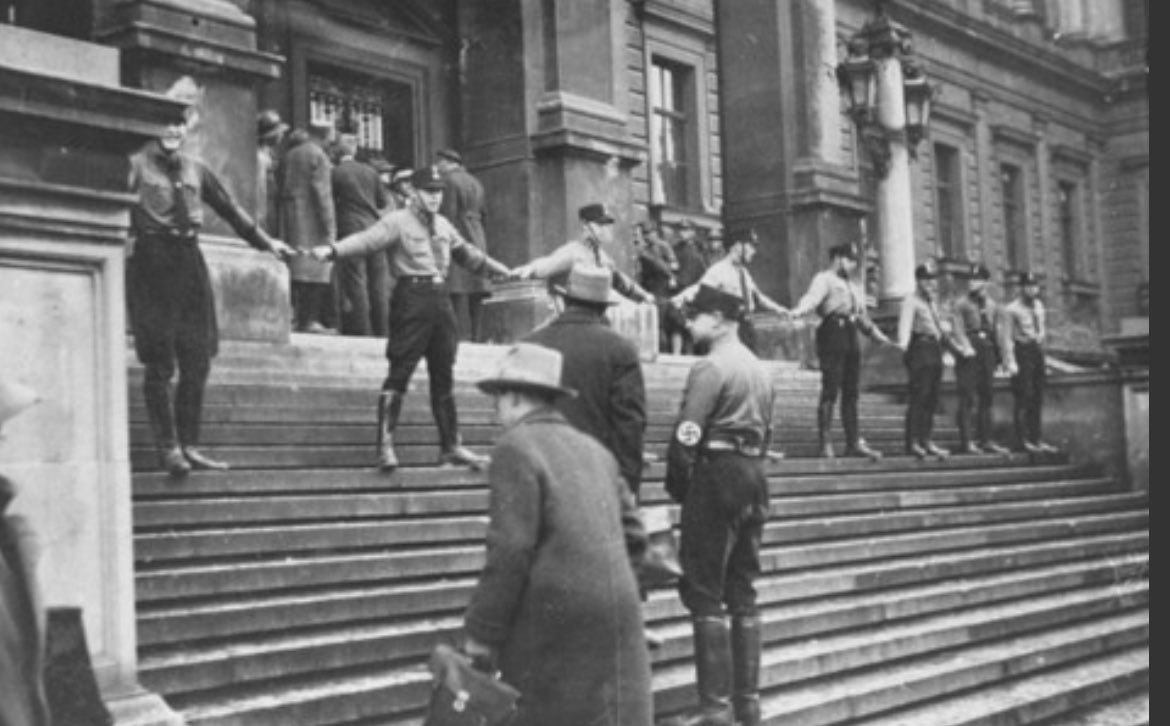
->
xmin=1000 ymin=271 xmax=1060 ymax=454
xmin=281 ymin=120 xmax=337 ymax=334
xmin=436 ymin=148 xmax=491 ymax=341
xmin=789 ymin=243 xmax=892 ymax=460
xmin=255 ymin=109 xmax=287 ymax=235
xmin=332 ymin=125 xmax=390 ymax=337
xmin=308 ymin=166 xmax=511 ymax=472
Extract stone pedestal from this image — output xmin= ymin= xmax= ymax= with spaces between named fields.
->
xmin=1102 ymin=328 xmax=1149 ymax=491
xmin=480 ymin=280 xmax=659 ymax=361
xmin=0 ymin=24 xmax=184 ymax=726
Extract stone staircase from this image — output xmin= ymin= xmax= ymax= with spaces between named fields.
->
xmin=128 ymin=336 xmax=1149 ymax=726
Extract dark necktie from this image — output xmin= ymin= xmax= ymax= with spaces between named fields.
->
xmin=165 ymin=154 xmax=191 ymax=232
xmin=738 ymin=265 xmax=751 ymax=312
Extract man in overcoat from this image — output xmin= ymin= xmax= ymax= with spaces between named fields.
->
xmin=332 ymin=128 xmax=390 ymax=336
xmin=281 ymin=121 xmax=337 ymax=333
xmin=463 ymin=343 xmax=653 ymax=726
xmin=436 ymin=148 xmax=491 ymax=341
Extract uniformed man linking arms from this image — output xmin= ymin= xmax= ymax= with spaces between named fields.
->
xmin=950 ymin=263 xmax=1011 ymax=455
xmin=897 ymin=263 xmax=951 ymax=461
xmin=129 ymin=78 xmax=293 ymax=478
xmin=309 ymin=166 xmax=510 ymax=471
xmin=789 ymin=243 xmax=892 ymax=460
xmin=1000 ymin=272 xmax=1059 ymax=454
xmin=662 ymin=285 xmax=775 ymax=726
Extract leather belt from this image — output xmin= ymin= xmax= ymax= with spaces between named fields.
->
xmin=399 ymin=274 xmax=445 ymax=285
xmin=704 ymin=434 xmax=764 ymax=458
xmin=140 ymin=228 xmax=198 ymax=243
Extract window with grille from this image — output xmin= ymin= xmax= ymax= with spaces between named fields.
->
xmin=934 ymin=143 xmax=964 ymax=259
xmin=648 ymin=57 xmax=693 ymax=207
xmin=308 ymin=63 xmax=415 ymax=166
xmin=1000 ymin=163 xmax=1027 ymax=270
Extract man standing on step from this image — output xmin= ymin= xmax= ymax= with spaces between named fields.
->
xmin=897 ymin=262 xmax=951 ymax=461
xmin=950 ymin=263 xmax=1011 ymax=455
xmin=672 ymin=229 xmax=789 ymax=354
xmin=331 ymin=124 xmax=390 ymax=337
xmin=128 ymin=77 xmax=293 ymax=478
xmin=524 ymin=265 xmax=681 ymax=610
xmin=436 ymin=148 xmax=491 ymax=342
xmin=308 ymin=166 xmax=510 ymax=472
xmin=1000 ymin=272 xmax=1060 ymax=454
xmin=663 ymin=285 xmax=775 ymax=726
xmin=464 ymin=343 xmax=653 ymax=725
xmin=789 ymin=243 xmax=891 ymax=460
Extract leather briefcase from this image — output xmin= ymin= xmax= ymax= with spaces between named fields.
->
xmin=423 ymin=643 xmax=520 ymax=726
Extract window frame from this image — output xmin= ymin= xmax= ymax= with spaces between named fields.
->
xmin=932 ymin=141 xmax=965 ymax=261
xmin=999 ymin=162 xmax=1028 ymax=271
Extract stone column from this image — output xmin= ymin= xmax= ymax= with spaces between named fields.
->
xmin=864 ymin=17 xmax=916 ymax=303
xmin=0 ymin=23 xmax=186 ymax=726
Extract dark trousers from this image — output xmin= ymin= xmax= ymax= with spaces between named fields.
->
xmin=292 ymin=280 xmax=334 ymax=331
xmin=1012 ymin=341 xmax=1046 ymax=446
xmin=678 ymin=452 xmax=770 ymax=617
xmin=128 ymin=235 xmax=217 ymax=449
xmin=384 ymin=281 xmax=457 ymax=401
xmin=337 ymin=252 xmax=391 ymax=337
xmin=904 ymin=335 xmax=943 ymax=448
xmin=738 ymin=318 xmax=758 ymax=354
xmin=956 ymin=335 xmax=997 ymax=445
xmin=816 ymin=317 xmax=863 ymax=444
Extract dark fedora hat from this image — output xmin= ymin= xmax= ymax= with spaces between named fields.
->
xmin=256 ymin=109 xmax=288 ymax=140
xmin=966 ymin=263 xmax=992 ymax=281
xmin=436 ymin=148 xmax=463 ymax=164
xmin=915 ymin=262 xmax=938 ymax=280
xmin=688 ymin=284 xmax=745 ymax=320
xmin=477 ymin=343 xmax=577 ymax=399
xmin=578 ymin=203 xmax=615 ymax=225
xmin=1018 ymin=271 xmax=1041 ymax=286
xmin=554 ymin=265 xmax=619 ymax=306
xmin=829 ymin=243 xmax=860 ymax=261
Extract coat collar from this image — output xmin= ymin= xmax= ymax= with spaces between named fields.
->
xmin=552 ymin=307 xmax=608 ymax=326
xmin=508 ymin=406 xmax=568 ymax=432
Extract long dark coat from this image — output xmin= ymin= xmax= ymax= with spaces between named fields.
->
xmin=463 ymin=409 xmax=652 ymax=726
xmin=439 ymin=165 xmax=489 ymax=295
xmin=279 ymin=133 xmax=335 ymax=283
xmin=524 ymin=306 xmax=647 ymax=493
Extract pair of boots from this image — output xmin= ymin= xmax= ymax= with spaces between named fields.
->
xmin=377 ymin=391 xmax=489 ymax=472
xmin=660 ymin=615 xmax=761 ymax=726
xmin=144 ymin=379 xmax=228 ymax=478
xmin=817 ymin=401 xmax=882 ymax=461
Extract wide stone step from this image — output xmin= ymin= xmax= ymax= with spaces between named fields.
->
xmin=849 ymin=648 xmax=1148 ymax=726
xmin=137 ymin=537 xmax=1148 ymax=649
xmin=134 ymin=486 xmax=1138 ymax=564
xmin=135 ymin=506 xmax=1145 ymax=602
xmin=140 ymin=576 xmax=1147 ymax=701
xmin=748 ymin=611 xmax=1147 ymax=726
xmin=130 ymin=457 xmax=1086 ymax=499
xmin=653 ymin=582 xmax=1148 ymax=713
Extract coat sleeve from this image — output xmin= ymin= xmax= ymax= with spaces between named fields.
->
xmin=665 ymin=360 xmax=720 ymax=503
xmin=609 ymin=347 xmax=647 ymax=495
xmin=311 ymin=150 xmax=336 ymax=244
xmin=463 ymin=440 xmax=542 ymax=646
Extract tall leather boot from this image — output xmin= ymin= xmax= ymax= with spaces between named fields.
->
xmin=731 ymin=614 xmax=762 ymax=726
xmin=143 ymin=378 xmax=189 ymax=478
xmin=377 ymin=390 xmax=404 ymax=471
xmin=434 ymin=394 xmax=489 ymax=470
xmin=842 ymin=397 xmax=882 ymax=461
xmin=176 ymin=370 xmax=228 ymax=470
xmin=817 ymin=401 xmax=835 ymax=459
xmin=660 ymin=617 xmax=735 ymax=726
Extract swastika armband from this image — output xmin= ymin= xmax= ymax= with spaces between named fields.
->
xmin=675 ymin=421 xmax=703 ymax=448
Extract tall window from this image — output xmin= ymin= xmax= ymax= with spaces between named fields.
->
xmin=933 ymin=143 xmax=964 ymax=259
xmin=648 ymin=57 xmax=693 ymax=207
xmin=1058 ymin=180 xmax=1081 ymax=280
xmin=1000 ymin=163 xmax=1027 ymax=270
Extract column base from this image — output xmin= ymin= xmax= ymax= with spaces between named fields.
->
xmin=107 ymin=689 xmax=184 ymax=726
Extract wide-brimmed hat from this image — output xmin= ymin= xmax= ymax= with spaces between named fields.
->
xmin=915 ymin=262 xmax=938 ymax=280
xmin=578 ymin=203 xmax=615 ymax=225
xmin=477 ymin=343 xmax=577 ymax=399
xmin=553 ymin=265 xmax=619 ymax=306
xmin=965 ymin=263 xmax=991 ymax=281
xmin=687 ymin=284 xmax=745 ymax=320
xmin=256 ymin=109 xmax=288 ymax=141
xmin=1018 ymin=271 xmax=1041 ymax=286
